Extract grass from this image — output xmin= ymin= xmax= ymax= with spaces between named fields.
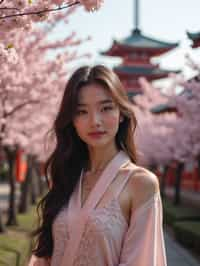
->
xmin=0 ymin=249 xmax=17 ymax=266
xmin=0 ymin=205 xmax=38 ymax=266
xmin=10 ymin=206 xmax=38 ymax=233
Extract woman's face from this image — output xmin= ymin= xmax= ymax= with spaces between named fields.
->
xmin=73 ymin=83 xmax=122 ymax=149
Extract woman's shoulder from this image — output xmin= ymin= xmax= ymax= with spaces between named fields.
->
xmin=124 ymin=163 xmax=160 ymax=210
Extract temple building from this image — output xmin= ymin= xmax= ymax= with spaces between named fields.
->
xmin=187 ymin=31 xmax=200 ymax=48
xmin=102 ymin=0 xmax=179 ymax=96
xmin=151 ymin=103 xmax=177 ymax=115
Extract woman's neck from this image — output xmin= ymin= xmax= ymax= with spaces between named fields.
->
xmin=87 ymin=144 xmax=119 ymax=172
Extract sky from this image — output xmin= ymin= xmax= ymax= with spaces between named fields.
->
xmin=51 ymin=0 xmax=200 ymax=81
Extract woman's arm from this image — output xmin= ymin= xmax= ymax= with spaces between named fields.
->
xmin=118 ymin=171 xmax=167 ymax=266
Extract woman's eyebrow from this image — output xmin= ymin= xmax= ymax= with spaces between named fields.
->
xmin=77 ymin=99 xmax=113 ymax=106
xmin=98 ymin=99 xmax=114 ymax=104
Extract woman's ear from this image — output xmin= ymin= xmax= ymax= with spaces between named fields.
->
xmin=119 ymin=115 xmax=124 ymax=123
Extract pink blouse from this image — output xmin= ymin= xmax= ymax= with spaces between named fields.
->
xmin=28 ymin=150 xmax=167 ymax=266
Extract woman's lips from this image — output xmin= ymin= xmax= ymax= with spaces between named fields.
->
xmin=88 ymin=131 xmax=106 ymax=138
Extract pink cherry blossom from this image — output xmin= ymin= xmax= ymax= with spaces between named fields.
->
xmin=0 ymin=0 xmax=104 ymax=33
xmin=0 ymin=6 xmax=90 ymax=162
xmin=134 ymin=73 xmax=200 ymax=168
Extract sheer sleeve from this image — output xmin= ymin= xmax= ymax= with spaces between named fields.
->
xmin=27 ymin=255 xmax=51 ymax=266
xmin=118 ymin=192 xmax=167 ymax=266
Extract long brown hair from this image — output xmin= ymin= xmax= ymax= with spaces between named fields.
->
xmin=32 ymin=65 xmax=137 ymax=258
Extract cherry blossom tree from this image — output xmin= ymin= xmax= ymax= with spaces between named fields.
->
xmin=0 ymin=0 xmax=103 ymax=69
xmin=134 ymin=74 xmax=200 ymax=205
xmin=0 ymin=5 xmax=90 ymax=231
xmin=133 ymin=77 xmax=177 ymax=167
xmin=0 ymin=0 xmax=104 ymax=31
xmin=167 ymin=77 xmax=200 ymax=203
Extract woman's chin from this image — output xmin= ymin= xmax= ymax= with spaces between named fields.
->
xmin=86 ymin=139 xmax=112 ymax=149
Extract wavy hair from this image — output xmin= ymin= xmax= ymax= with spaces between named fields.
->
xmin=32 ymin=65 xmax=137 ymax=258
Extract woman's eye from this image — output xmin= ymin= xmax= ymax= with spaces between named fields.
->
xmin=76 ymin=110 xmax=87 ymax=115
xmin=102 ymin=106 xmax=113 ymax=112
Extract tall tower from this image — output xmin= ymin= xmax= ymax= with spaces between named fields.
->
xmin=102 ymin=0 xmax=179 ymax=95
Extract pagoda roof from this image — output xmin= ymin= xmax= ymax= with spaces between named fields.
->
xmin=114 ymin=65 xmax=179 ymax=77
xmin=187 ymin=31 xmax=200 ymax=41
xmin=186 ymin=31 xmax=200 ymax=48
xmin=119 ymin=29 xmax=178 ymax=49
xmin=150 ymin=103 xmax=177 ymax=114
xmin=127 ymin=91 xmax=142 ymax=98
xmin=102 ymin=29 xmax=179 ymax=56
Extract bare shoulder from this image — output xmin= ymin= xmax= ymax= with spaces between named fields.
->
xmin=126 ymin=164 xmax=160 ymax=209
xmin=130 ymin=166 xmax=159 ymax=194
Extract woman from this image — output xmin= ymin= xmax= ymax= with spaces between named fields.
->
xmin=28 ymin=65 xmax=167 ymax=266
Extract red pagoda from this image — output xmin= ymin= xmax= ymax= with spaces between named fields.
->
xmin=102 ymin=0 xmax=179 ymax=96
xmin=187 ymin=31 xmax=200 ymax=48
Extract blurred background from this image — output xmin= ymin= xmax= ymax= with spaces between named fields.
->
xmin=0 ymin=1 xmax=200 ymax=265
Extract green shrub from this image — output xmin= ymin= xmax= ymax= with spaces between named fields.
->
xmin=173 ymin=221 xmax=200 ymax=253
xmin=163 ymin=199 xmax=200 ymax=226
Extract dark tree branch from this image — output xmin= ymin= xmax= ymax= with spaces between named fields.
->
xmin=0 ymin=7 xmax=20 ymax=11
xmin=6 ymin=99 xmax=40 ymax=117
xmin=0 ymin=1 xmax=80 ymax=20
xmin=0 ymin=94 xmax=7 ymax=140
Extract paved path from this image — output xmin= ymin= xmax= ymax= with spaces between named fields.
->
xmin=0 ymin=183 xmax=200 ymax=265
xmin=165 ymin=231 xmax=200 ymax=266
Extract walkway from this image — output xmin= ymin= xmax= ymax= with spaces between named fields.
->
xmin=165 ymin=231 xmax=200 ymax=266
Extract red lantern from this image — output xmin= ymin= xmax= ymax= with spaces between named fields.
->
xmin=15 ymin=149 xmax=27 ymax=183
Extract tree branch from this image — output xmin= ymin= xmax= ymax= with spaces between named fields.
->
xmin=0 ymin=7 xmax=20 ymax=11
xmin=6 ymin=100 xmax=40 ymax=117
xmin=0 ymin=1 xmax=80 ymax=20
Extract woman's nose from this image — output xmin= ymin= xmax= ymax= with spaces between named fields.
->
xmin=89 ymin=111 xmax=101 ymax=126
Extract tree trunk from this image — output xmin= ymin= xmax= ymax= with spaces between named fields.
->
xmin=160 ymin=165 xmax=169 ymax=199
xmin=5 ymin=147 xmax=18 ymax=226
xmin=30 ymin=158 xmax=39 ymax=205
xmin=0 ymin=208 xmax=6 ymax=233
xmin=149 ymin=164 xmax=157 ymax=172
xmin=197 ymin=155 xmax=200 ymax=180
xmin=0 ymin=146 xmax=6 ymax=233
xmin=18 ymin=156 xmax=32 ymax=214
xmin=173 ymin=162 xmax=184 ymax=205
xmin=35 ymin=162 xmax=45 ymax=196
